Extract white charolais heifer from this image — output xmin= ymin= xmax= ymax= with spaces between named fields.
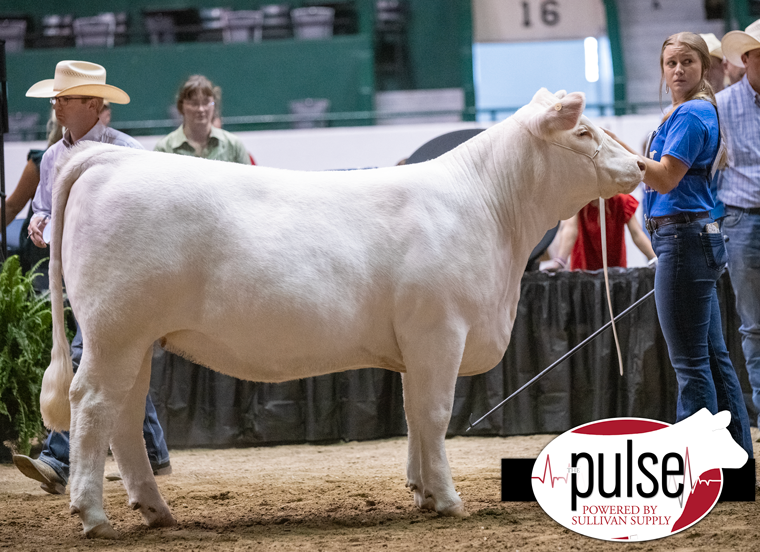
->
xmin=40 ymin=88 xmax=644 ymax=538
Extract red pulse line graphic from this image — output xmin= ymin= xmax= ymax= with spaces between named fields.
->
xmin=668 ymin=447 xmax=722 ymax=533
xmin=531 ymin=456 xmax=570 ymax=488
xmin=676 ymin=448 xmax=722 ymax=507
xmin=691 ymin=475 xmax=722 ymax=488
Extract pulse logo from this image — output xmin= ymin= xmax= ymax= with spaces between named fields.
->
xmin=531 ymin=409 xmax=747 ymax=541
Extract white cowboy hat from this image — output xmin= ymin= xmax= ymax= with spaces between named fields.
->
xmin=25 ymin=60 xmax=130 ymax=104
xmin=700 ymin=33 xmax=723 ymax=60
xmin=721 ymin=19 xmax=760 ymax=67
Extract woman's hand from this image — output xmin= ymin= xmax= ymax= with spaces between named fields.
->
xmin=601 ymin=128 xmax=643 ymax=159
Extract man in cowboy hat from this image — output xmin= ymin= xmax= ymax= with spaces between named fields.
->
xmin=717 ymin=20 xmax=760 ymax=431
xmin=12 ymin=60 xmax=171 ymax=494
xmin=25 ymin=60 xmax=136 ymax=246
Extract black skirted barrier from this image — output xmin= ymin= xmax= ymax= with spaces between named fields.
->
xmin=148 ymin=268 xmax=754 ymax=448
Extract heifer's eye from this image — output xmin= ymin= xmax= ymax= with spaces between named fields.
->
xmin=577 ymin=127 xmax=590 ymax=137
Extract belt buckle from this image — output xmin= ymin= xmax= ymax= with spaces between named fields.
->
xmin=645 ymin=217 xmax=654 ymax=234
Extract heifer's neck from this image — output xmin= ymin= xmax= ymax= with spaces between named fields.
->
xmin=446 ymin=120 xmax=592 ymax=268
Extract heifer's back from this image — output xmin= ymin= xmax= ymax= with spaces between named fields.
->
xmin=50 ymin=89 xmax=644 ymax=395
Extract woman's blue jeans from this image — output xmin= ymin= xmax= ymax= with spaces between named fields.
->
xmin=652 ymin=217 xmax=753 ymax=458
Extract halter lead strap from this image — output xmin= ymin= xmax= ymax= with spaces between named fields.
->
xmin=550 ymin=131 xmax=625 ymax=376
xmin=598 ymin=197 xmax=625 ymax=377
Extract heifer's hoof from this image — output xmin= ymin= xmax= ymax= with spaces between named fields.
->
xmin=148 ymin=514 xmax=177 ymax=529
xmin=438 ymin=501 xmax=468 ymax=518
xmin=140 ymin=505 xmax=177 ymax=528
xmin=413 ymin=490 xmax=435 ymax=511
xmin=85 ymin=522 xmax=118 ymax=540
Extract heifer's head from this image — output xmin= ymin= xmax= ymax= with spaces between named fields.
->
xmin=514 ymin=88 xmax=645 ymax=218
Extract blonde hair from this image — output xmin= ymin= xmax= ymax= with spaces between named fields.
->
xmin=659 ymin=32 xmax=727 ymax=169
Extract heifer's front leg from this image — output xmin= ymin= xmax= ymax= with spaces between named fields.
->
xmin=401 ymin=333 xmax=466 ymax=517
xmin=401 ymin=373 xmax=434 ymax=510
xmin=109 ymin=346 xmax=175 ymax=529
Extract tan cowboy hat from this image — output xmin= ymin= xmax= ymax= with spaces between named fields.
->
xmin=700 ymin=33 xmax=723 ymax=60
xmin=26 ymin=60 xmax=130 ymax=104
xmin=721 ymin=19 xmax=760 ymax=67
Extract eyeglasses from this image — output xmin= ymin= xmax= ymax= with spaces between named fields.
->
xmin=183 ymin=99 xmax=215 ymax=109
xmin=50 ymin=96 xmax=93 ymax=106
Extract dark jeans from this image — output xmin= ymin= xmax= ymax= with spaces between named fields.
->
xmin=652 ymin=217 xmax=753 ymax=458
xmin=38 ymin=322 xmax=170 ymax=484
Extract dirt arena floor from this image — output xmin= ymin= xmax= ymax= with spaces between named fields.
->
xmin=2 ymin=430 xmax=759 ymax=551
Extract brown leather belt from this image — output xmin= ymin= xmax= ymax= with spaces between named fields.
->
xmin=645 ymin=211 xmax=710 ymax=233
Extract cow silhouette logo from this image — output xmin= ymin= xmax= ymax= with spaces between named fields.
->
xmin=531 ymin=409 xmax=748 ymax=541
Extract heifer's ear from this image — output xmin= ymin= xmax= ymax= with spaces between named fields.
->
xmin=525 ymin=92 xmax=586 ymax=137
xmin=529 ymin=87 xmax=556 ymax=108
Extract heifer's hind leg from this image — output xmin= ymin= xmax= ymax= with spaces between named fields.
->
xmin=109 ymin=346 xmax=175 ymax=529
xmin=68 ymin=346 xmax=149 ymax=538
xmin=401 ymin=332 xmax=466 ymax=517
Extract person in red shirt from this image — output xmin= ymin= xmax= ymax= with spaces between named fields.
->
xmin=544 ymin=194 xmax=656 ymax=271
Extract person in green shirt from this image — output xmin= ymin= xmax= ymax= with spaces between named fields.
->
xmin=154 ymin=75 xmax=252 ymax=165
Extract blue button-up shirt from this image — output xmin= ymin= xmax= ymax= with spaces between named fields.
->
xmin=31 ymin=122 xmax=143 ymax=222
xmin=716 ymin=75 xmax=760 ymax=209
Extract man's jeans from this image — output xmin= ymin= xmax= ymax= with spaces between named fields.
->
xmin=38 ymin=322 xmax=170 ymax=484
xmin=652 ymin=217 xmax=753 ymax=457
xmin=723 ymin=206 xmax=760 ymax=428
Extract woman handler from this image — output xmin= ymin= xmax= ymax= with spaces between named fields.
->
xmin=608 ymin=32 xmax=752 ymax=457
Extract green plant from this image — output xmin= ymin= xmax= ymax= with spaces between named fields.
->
xmin=0 ymin=255 xmax=56 ymax=456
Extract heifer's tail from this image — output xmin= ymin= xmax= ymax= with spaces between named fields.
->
xmin=39 ymin=142 xmax=118 ymax=431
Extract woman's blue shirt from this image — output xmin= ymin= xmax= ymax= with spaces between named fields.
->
xmin=647 ymin=99 xmax=719 ymax=217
